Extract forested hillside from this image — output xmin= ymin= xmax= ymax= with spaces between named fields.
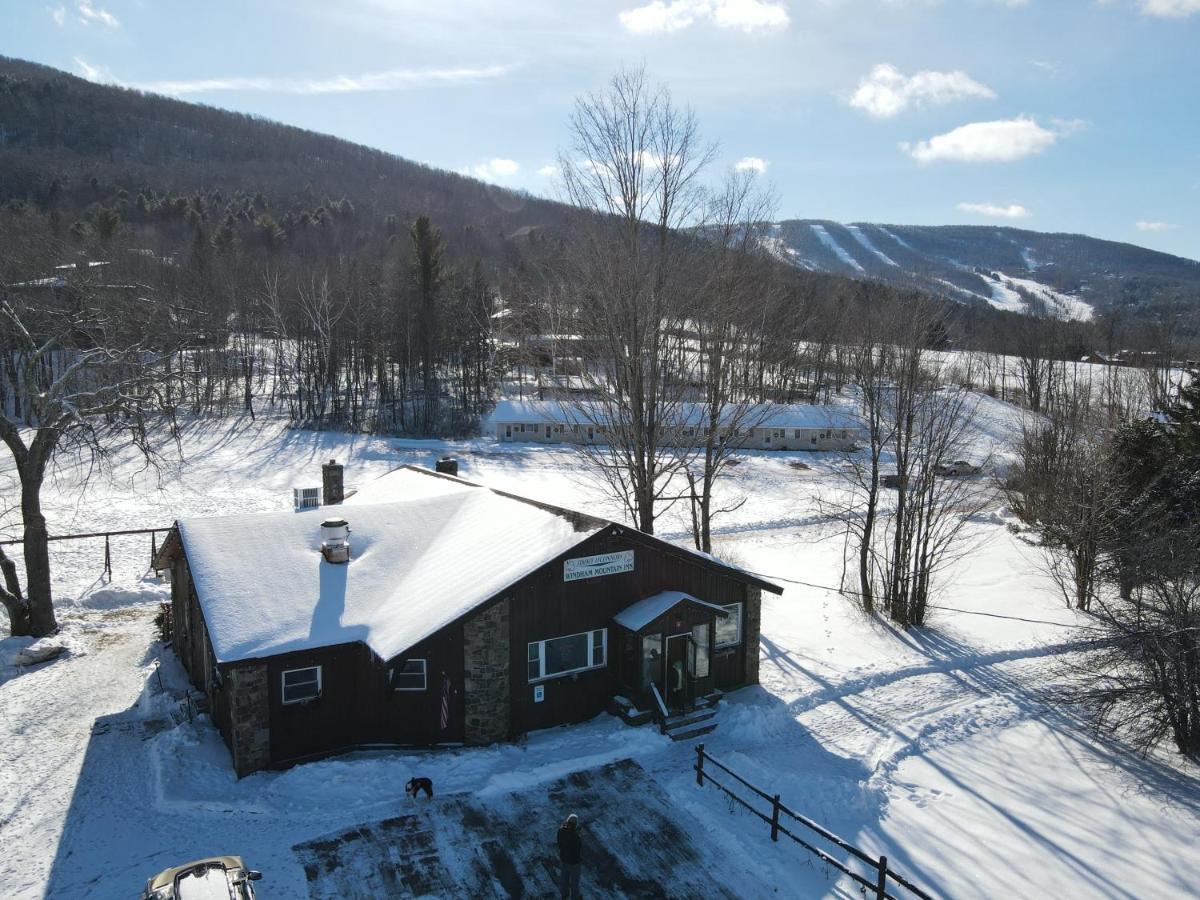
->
xmin=0 ymin=56 xmax=569 ymax=268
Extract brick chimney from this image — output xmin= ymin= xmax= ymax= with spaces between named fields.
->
xmin=322 ymin=459 xmax=344 ymax=506
xmin=435 ymin=456 xmax=459 ymax=477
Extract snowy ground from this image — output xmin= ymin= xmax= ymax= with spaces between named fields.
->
xmin=2 ymin=408 xmax=1200 ymax=898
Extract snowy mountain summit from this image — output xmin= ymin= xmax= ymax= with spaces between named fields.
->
xmin=764 ymin=220 xmax=1200 ymax=322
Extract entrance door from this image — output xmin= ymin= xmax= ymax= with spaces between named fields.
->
xmin=665 ymin=634 xmax=691 ymax=711
xmin=505 ymin=424 xmax=512 ymax=440
xmin=640 ymin=633 xmax=663 ymax=698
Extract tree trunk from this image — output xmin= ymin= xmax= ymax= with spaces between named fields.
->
xmin=20 ymin=466 xmax=57 ymax=637
xmin=0 ymin=544 xmax=32 ymax=636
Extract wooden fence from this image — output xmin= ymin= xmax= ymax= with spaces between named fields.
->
xmin=0 ymin=527 xmax=172 ymax=577
xmin=693 ymin=744 xmax=934 ymax=900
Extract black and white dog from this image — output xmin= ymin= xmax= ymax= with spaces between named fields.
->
xmin=405 ymin=777 xmax=434 ymax=800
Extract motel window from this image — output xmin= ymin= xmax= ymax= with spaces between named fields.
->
xmin=715 ymin=603 xmax=743 ymax=649
xmin=392 ymin=658 xmax=427 ymax=691
xmin=794 ymin=429 xmax=802 ymax=438
xmin=281 ymin=666 xmax=322 ymax=704
xmin=528 ymin=629 xmax=608 ymax=682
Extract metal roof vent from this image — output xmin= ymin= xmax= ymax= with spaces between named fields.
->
xmin=320 ymin=517 xmax=351 ymax=564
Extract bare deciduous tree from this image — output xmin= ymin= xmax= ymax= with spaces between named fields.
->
xmin=555 ymin=67 xmax=715 ymax=534
xmin=0 ymin=289 xmax=178 ymax=637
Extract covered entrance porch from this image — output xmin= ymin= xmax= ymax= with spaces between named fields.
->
xmin=612 ymin=591 xmax=728 ymax=727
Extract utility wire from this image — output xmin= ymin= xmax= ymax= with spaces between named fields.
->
xmin=746 ymin=569 xmax=1108 ymax=632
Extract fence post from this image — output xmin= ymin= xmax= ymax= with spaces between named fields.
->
xmin=770 ymin=794 xmax=781 ymax=842
xmin=150 ymin=530 xmax=158 ymax=568
xmin=695 ymin=743 xmax=705 ymax=786
xmin=876 ymin=855 xmax=888 ymax=900
xmin=104 ymin=534 xmax=111 ymax=579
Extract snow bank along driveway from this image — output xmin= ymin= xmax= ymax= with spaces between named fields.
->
xmin=2 ymin=416 xmax=1200 ymax=898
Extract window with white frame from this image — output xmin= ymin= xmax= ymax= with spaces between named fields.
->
xmin=392 ymin=658 xmax=427 ymax=691
xmin=714 ymin=603 xmax=743 ymax=649
xmin=527 ymin=629 xmax=607 ymax=682
xmin=281 ymin=666 xmax=322 ymax=704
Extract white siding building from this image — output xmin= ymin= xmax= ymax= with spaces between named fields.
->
xmin=489 ymin=400 xmax=862 ymax=451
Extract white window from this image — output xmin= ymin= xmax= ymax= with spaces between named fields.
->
xmin=691 ymin=623 xmax=710 ymax=677
xmin=392 ymin=658 xmax=426 ymax=691
xmin=527 ymin=629 xmax=607 ymax=682
xmin=281 ymin=666 xmax=322 ymax=704
xmin=715 ymin=603 xmax=743 ymax=649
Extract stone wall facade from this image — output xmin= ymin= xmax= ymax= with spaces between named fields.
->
xmin=229 ymin=663 xmax=271 ymax=776
xmin=743 ymin=586 xmax=763 ymax=686
xmin=462 ymin=598 xmax=511 ymax=744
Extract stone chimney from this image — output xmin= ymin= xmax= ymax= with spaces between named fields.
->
xmin=322 ymin=458 xmax=344 ymax=505
xmin=435 ymin=456 xmax=459 ymax=477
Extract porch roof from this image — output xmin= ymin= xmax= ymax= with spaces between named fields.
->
xmin=613 ymin=590 xmax=729 ymax=633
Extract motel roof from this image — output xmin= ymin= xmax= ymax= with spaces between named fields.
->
xmin=488 ymin=399 xmax=861 ymax=431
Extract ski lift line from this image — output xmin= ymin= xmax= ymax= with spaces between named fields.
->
xmin=742 ymin=569 xmax=1108 ymax=632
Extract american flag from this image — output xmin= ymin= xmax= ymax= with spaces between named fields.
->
xmin=439 ymin=672 xmax=450 ymax=732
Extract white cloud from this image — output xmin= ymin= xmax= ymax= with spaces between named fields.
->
xmin=901 ymin=116 xmax=1064 ymax=164
xmin=619 ymin=0 xmax=789 ymax=35
xmin=537 ymin=164 xmax=559 ymax=178
xmin=76 ymin=0 xmax=118 ymax=28
xmin=115 ymin=64 xmax=513 ymax=96
xmin=1138 ymin=0 xmax=1200 ymax=17
xmin=849 ymin=64 xmax=995 ymax=119
xmin=471 ymin=158 xmax=520 ymax=181
xmin=49 ymin=5 xmax=66 ymax=26
xmin=957 ymin=202 xmax=1031 ymax=219
xmin=1135 ymin=220 xmax=1177 ymax=231
xmin=734 ymin=156 xmax=768 ymax=173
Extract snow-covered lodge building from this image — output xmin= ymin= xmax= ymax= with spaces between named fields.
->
xmin=490 ymin=400 xmax=863 ymax=451
xmin=156 ymin=463 xmax=781 ymax=776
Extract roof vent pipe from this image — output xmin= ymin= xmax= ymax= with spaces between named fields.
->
xmin=320 ymin=517 xmax=351 ymax=564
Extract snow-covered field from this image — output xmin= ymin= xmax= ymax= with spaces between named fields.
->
xmin=2 ymin=405 xmax=1199 ymax=898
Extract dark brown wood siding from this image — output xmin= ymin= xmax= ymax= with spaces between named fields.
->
xmin=264 ymin=643 xmax=371 ymax=764
xmin=175 ymin=519 xmax=767 ymax=771
xmin=505 ymin=526 xmax=752 ymax=736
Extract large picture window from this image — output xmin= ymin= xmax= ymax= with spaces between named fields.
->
xmin=392 ymin=658 xmax=427 ymax=691
xmin=281 ymin=666 xmax=322 ymax=704
xmin=528 ymin=629 xmax=607 ymax=682
xmin=715 ymin=603 xmax=743 ymax=649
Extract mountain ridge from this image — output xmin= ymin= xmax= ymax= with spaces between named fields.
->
xmin=765 ymin=219 xmax=1200 ymax=322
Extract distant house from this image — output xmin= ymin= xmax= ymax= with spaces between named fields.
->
xmin=155 ymin=463 xmax=781 ymax=776
xmin=490 ymin=399 xmax=863 ymax=451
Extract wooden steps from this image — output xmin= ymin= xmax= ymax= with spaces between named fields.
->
xmin=610 ymin=691 xmax=724 ymax=739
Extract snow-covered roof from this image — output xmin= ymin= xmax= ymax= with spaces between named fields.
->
xmin=178 ymin=472 xmax=604 ymax=664
xmin=489 ymin=400 xmax=861 ymax=431
xmin=613 ymin=590 xmax=729 ymax=632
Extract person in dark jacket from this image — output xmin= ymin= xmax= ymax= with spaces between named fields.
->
xmin=556 ymin=813 xmax=582 ymax=899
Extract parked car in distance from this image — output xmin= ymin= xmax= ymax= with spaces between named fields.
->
xmin=140 ymin=856 xmax=262 ymax=900
xmin=934 ymin=460 xmax=982 ymax=477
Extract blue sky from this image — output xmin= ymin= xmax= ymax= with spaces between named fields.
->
xmin=3 ymin=0 xmax=1197 ymax=259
